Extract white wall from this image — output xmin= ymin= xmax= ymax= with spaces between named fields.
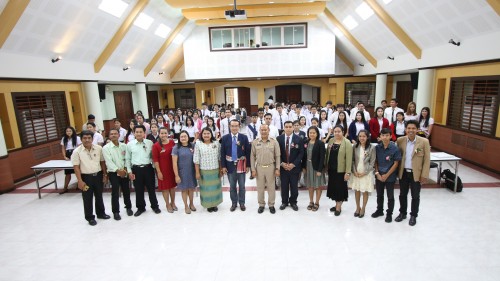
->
xmin=184 ymin=20 xmax=336 ymax=79
xmin=99 ymin=84 xmax=142 ymax=120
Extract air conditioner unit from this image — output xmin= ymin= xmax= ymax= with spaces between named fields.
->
xmin=225 ymin=9 xmax=247 ymax=20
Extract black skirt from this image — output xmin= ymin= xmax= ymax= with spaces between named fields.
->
xmin=65 ymin=150 xmax=75 ymax=175
xmin=326 ymin=172 xmax=348 ymax=202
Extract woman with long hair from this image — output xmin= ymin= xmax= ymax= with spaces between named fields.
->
xmin=326 ymin=125 xmax=353 ymax=216
xmin=348 ymin=130 xmax=375 ymax=218
xmin=125 ymin=119 xmax=137 ymax=144
xmin=59 ymin=126 xmax=81 ymax=194
xmin=146 ymin=123 xmax=160 ymax=144
xmin=404 ymin=101 xmax=418 ymax=121
xmin=390 ymin=112 xmax=406 ymax=141
xmin=194 ymin=128 xmax=223 ymax=212
xmin=182 ymin=116 xmax=199 ymax=143
xmin=153 ymin=127 xmax=177 ymax=213
xmin=171 ymin=115 xmax=183 ymax=140
xmin=369 ymin=107 xmax=389 ymax=143
xmin=203 ymin=117 xmax=219 ymax=139
xmin=299 ymin=116 xmax=308 ymax=134
xmin=303 ymin=126 xmax=326 ymax=212
xmin=418 ymin=107 xmax=434 ymax=138
xmin=335 ymin=111 xmax=350 ymax=137
xmin=172 ymin=131 xmax=198 ymax=214
xmin=348 ymin=111 xmax=369 ymax=144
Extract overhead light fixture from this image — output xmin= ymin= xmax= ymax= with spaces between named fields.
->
xmin=123 ymin=66 xmax=130 ymax=71
xmin=449 ymin=39 xmax=461 ymax=46
xmin=342 ymin=15 xmax=358 ymax=30
xmin=359 ymin=63 xmax=364 ymax=67
xmin=355 ymin=2 xmax=374 ymax=20
xmin=154 ymin=24 xmax=171 ymax=38
xmin=51 ymin=56 xmax=62 ymax=63
xmin=225 ymin=0 xmax=247 ymax=20
xmin=387 ymin=56 xmax=394 ymax=60
xmin=98 ymin=0 xmax=128 ymax=18
xmin=134 ymin=13 xmax=154 ymax=30
xmin=159 ymin=72 xmax=164 ymax=75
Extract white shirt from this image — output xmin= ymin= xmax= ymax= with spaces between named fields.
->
xmin=92 ymin=132 xmax=104 ymax=145
xmin=306 ymin=113 xmax=319 ymax=127
xmin=384 ymin=107 xmax=404 ymax=125
xmin=201 ymin=123 xmax=219 ymax=134
xmin=273 ymin=112 xmax=288 ymax=130
xmin=246 ymin=123 xmax=258 ymax=142
xmin=201 ymin=108 xmax=211 ymax=118
xmin=61 ymin=136 xmax=81 ymax=150
xmin=404 ymin=113 xmax=418 ymax=121
xmin=395 ymin=121 xmax=405 ymax=135
xmin=172 ymin=122 xmax=182 ymax=133
xmin=320 ymin=120 xmax=331 ymax=133
xmin=350 ymin=108 xmax=371 ymax=122
xmin=117 ymin=127 xmax=127 ymax=142
xmin=182 ymin=125 xmax=199 ymax=138
xmin=419 ymin=117 xmax=434 ymax=135
xmin=220 ymin=116 xmax=235 ymax=137
xmin=257 ymin=124 xmax=280 ymax=139
xmin=404 ymin=137 xmax=417 ymax=169
xmin=378 ymin=118 xmax=384 ymax=132
xmin=355 ymin=122 xmax=365 ymax=137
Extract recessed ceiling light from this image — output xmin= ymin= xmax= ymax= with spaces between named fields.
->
xmin=134 ymin=13 xmax=154 ymax=30
xmin=355 ymin=2 xmax=374 ymax=20
xmin=154 ymin=24 xmax=171 ymax=38
xmin=98 ymin=0 xmax=128 ymax=18
xmin=342 ymin=15 xmax=358 ymax=30
xmin=383 ymin=0 xmax=393 ymax=4
xmin=269 ymin=1 xmax=274 ymax=3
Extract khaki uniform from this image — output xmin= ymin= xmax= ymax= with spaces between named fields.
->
xmin=251 ymin=137 xmax=281 ymax=207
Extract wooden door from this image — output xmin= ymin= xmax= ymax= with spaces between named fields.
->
xmin=396 ymin=81 xmax=414 ymax=110
xmin=113 ymin=91 xmax=134 ymax=127
xmin=147 ymin=90 xmax=159 ymax=119
xmin=276 ymin=85 xmax=301 ymax=103
xmin=237 ymin=87 xmax=251 ymax=111
xmin=204 ymin=90 xmax=212 ymax=104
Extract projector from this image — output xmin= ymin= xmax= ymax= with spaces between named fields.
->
xmin=225 ymin=9 xmax=247 ymax=20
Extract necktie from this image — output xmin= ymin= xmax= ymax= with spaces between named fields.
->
xmin=232 ymin=136 xmax=238 ymax=162
xmin=260 ymin=119 xmax=263 ymax=124
xmin=392 ymin=108 xmax=395 ymax=123
xmin=285 ymin=136 xmax=290 ymax=163
xmin=280 ymin=115 xmax=283 ymax=130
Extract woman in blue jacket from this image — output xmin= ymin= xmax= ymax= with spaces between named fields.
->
xmin=348 ymin=111 xmax=369 ymax=144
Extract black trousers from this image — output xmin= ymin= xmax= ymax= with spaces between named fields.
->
xmin=280 ymin=168 xmax=300 ymax=205
xmin=399 ymin=170 xmax=421 ymax=217
xmin=108 ymin=172 xmax=132 ymax=213
xmin=81 ymin=172 xmax=105 ymax=221
xmin=375 ymin=179 xmax=395 ymax=215
xmin=132 ymin=165 xmax=159 ymax=211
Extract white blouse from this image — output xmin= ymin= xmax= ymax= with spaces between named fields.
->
xmin=404 ymin=113 xmax=418 ymax=121
xmin=172 ymin=122 xmax=182 ymax=133
xmin=182 ymin=125 xmax=199 ymax=137
xmin=395 ymin=121 xmax=406 ymax=135
xmin=61 ymin=136 xmax=81 ymax=150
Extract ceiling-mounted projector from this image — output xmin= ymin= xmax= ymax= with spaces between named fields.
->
xmin=225 ymin=0 xmax=246 ymax=20
xmin=225 ymin=9 xmax=247 ymax=20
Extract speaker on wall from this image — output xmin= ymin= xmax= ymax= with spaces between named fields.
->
xmin=98 ymin=84 xmax=106 ymax=100
xmin=410 ymin=72 xmax=419 ymax=90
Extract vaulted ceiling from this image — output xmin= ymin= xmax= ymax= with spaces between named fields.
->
xmin=0 ymin=0 xmax=498 ymax=83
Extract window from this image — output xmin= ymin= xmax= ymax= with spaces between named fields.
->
xmin=13 ymin=92 xmax=69 ymax=147
xmin=174 ymin=88 xmax=196 ymax=109
xmin=344 ymin=83 xmax=376 ymax=107
xmin=209 ymin=23 xmax=306 ymax=51
xmin=447 ymin=77 xmax=499 ymax=136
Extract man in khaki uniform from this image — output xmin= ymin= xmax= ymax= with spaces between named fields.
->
xmin=251 ymin=124 xmax=281 ymax=214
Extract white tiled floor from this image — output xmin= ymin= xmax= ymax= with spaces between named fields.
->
xmin=1 ymin=179 xmax=500 ymax=280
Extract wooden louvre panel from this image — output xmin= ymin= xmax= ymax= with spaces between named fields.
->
xmin=13 ymin=92 xmax=69 ymax=147
xmin=447 ymin=77 xmax=500 ymax=137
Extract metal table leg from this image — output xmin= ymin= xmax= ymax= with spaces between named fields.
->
xmin=454 ymin=161 xmax=459 ymax=193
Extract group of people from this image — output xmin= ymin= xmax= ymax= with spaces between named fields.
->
xmin=61 ymin=98 xmax=431 ymax=227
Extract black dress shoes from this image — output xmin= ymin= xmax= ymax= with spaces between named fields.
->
xmin=208 ymin=207 xmax=214 ymax=212
xmin=97 ymin=214 xmax=111 ymax=219
xmin=385 ymin=214 xmax=392 ymax=223
xmin=269 ymin=207 xmax=276 ymax=214
xmin=371 ymin=211 xmax=384 ymax=218
xmin=230 ymin=205 xmax=237 ymax=212
xmin=258 ymin=207 xmax=265 ymax=214
xmin=240 ymin=204 xmax=246 ymax=211
xmin=88 ymin=219 xmax=97 ymax=226
xmin=395 ymin=214 xmax=407 ymax=222
xmin=334 ymin=210 xmax=341 ymax=216
xmin=126 ymin=208 xmax=133 ymax=216
xmin=291 ymin=204 xmax=298 ymax=211
xmin=409 ymin=216 xmax=417 ymax=226
xmin=279 ymin=204 xmax=287 ymax=210
xmin=213 ymin=207 xmax=218 ymax=212
xmin=113 ymin=213 xmax=121 ymax=221
xmin=134 ymin=209 xmax=146 ymax=217
xmin=153 ymin=208 xmax=161 ymax=214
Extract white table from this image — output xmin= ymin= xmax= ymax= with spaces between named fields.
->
xmin=31 ymin=160 xmax=74 ymax=199
xmin=430 ymin=152 xmax=462 ymax=193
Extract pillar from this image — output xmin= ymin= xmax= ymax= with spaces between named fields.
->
xmin=375 ymin=73 xmax=387 ymax=108
xmin=135 ymin=83 xmax=148 ymax=119
xmin=0 ymin=120 xmax=14 ymax=193
xmin=81 ymin=82 xmax=104 ymax=131
xmin=257 ymin=87 xmax=265 ymax=106
xmin=416 ymin=69 xmax=435 ymax=113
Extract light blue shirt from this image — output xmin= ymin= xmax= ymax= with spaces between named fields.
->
xmin=125 ymin=139 xmax=154 ymax=171
xmin=405 ymin=137 xmax=417 ymax=169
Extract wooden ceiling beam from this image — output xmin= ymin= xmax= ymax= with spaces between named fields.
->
xmin=169 ymin=48 xmax=185 ymax=80
xmin=196 ymin=15 xmax=317 ymax=26
xmin=365 ymin=0 xmax=421 ymax=59
xmin=324 ymin=9 xmax=377 ymax=67
xmin=486 ymin=0 xmax=500 ymax=16
xmin=335 ymin=47 xmax=354 ymax=71
xmin=144 ymin=17 xmax=189 ymax=77
xmin=94 ymin=0 xmax=149 ymax=73
xmin=182 ymin=2 xmax=326 ymax=20
xmin=166 ymin=0 xmax=329 ymax=9
xmin=0 ymin=0 xmax=30 ymax=48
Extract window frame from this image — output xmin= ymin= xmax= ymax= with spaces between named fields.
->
xmin=173 ymin=88 xmax=197 ymax=109
xmin=344 ymin=82 xmax=376 ymax=108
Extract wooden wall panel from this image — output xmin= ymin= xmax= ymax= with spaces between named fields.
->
xmin=0 ymin=156 xmax=14 ymax=193
xmin=431 ymin=125 xmax=500 ymax=173
xmin=9 ymin=140 xmax=63 ymax=182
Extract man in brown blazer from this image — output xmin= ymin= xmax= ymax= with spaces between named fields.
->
xmin=395 ymin=120 xmax=431 ymax=226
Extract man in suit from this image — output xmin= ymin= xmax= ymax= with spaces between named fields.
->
xmin=221 ymin=119 xmax=251 ymax=211
xmin=277 ymin=121 xmax=304 ymax=211
xmin=395 ymin=120 xmax=431 ymax=226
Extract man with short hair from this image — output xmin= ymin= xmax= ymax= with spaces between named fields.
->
xmin=126 ymin=125 xmax=161 ymax=217
xmin=72 ymin=130 xmax=109 ymax=226
xmin=372 ymin=128 xmax=401 ymax=223
xmin=381 ymin=100 xmax=388 ymax=110
xmin=220 ymin=109 xmax=234 ymax=137
xmin=395 ymin=120 xmax=430 ymax=226
xmin=257 ymin=113 xmax=279 ymax=139
xmin=257 ymin=108 xmax=265 ymax=126
xmin=87 ymin=122 xmax=104 ymax=146
xmin=273 ymin=103 xmax=288 ymax=135
xmin=277 ymin=121 xmax=304 ymax=211
xmin=251 ymin=124 xmax=281 ymax=214
xmin=82 ymin=114 xmax=100 ymax=132
xmin=384 ymin=98 xmax=404 ymax=125
xmin=306 ymin=105 xmax=320 ymax=127
xmin=349 ymin=102 xmax=371 ymax=122
xmin=247 ymin=113 xmax=259 ymax=142
xmin=324 ymin=101 xmax=334 ymax=118
xmin=103 ymin=128 xmax=133 ymax=220
xmin=113 ymin=119 xmax=127 ymax=142
xmin=221 ymin=120 xmax=251 ymax=212
xmin=328 ymin=104 xmax=346 ymax=125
